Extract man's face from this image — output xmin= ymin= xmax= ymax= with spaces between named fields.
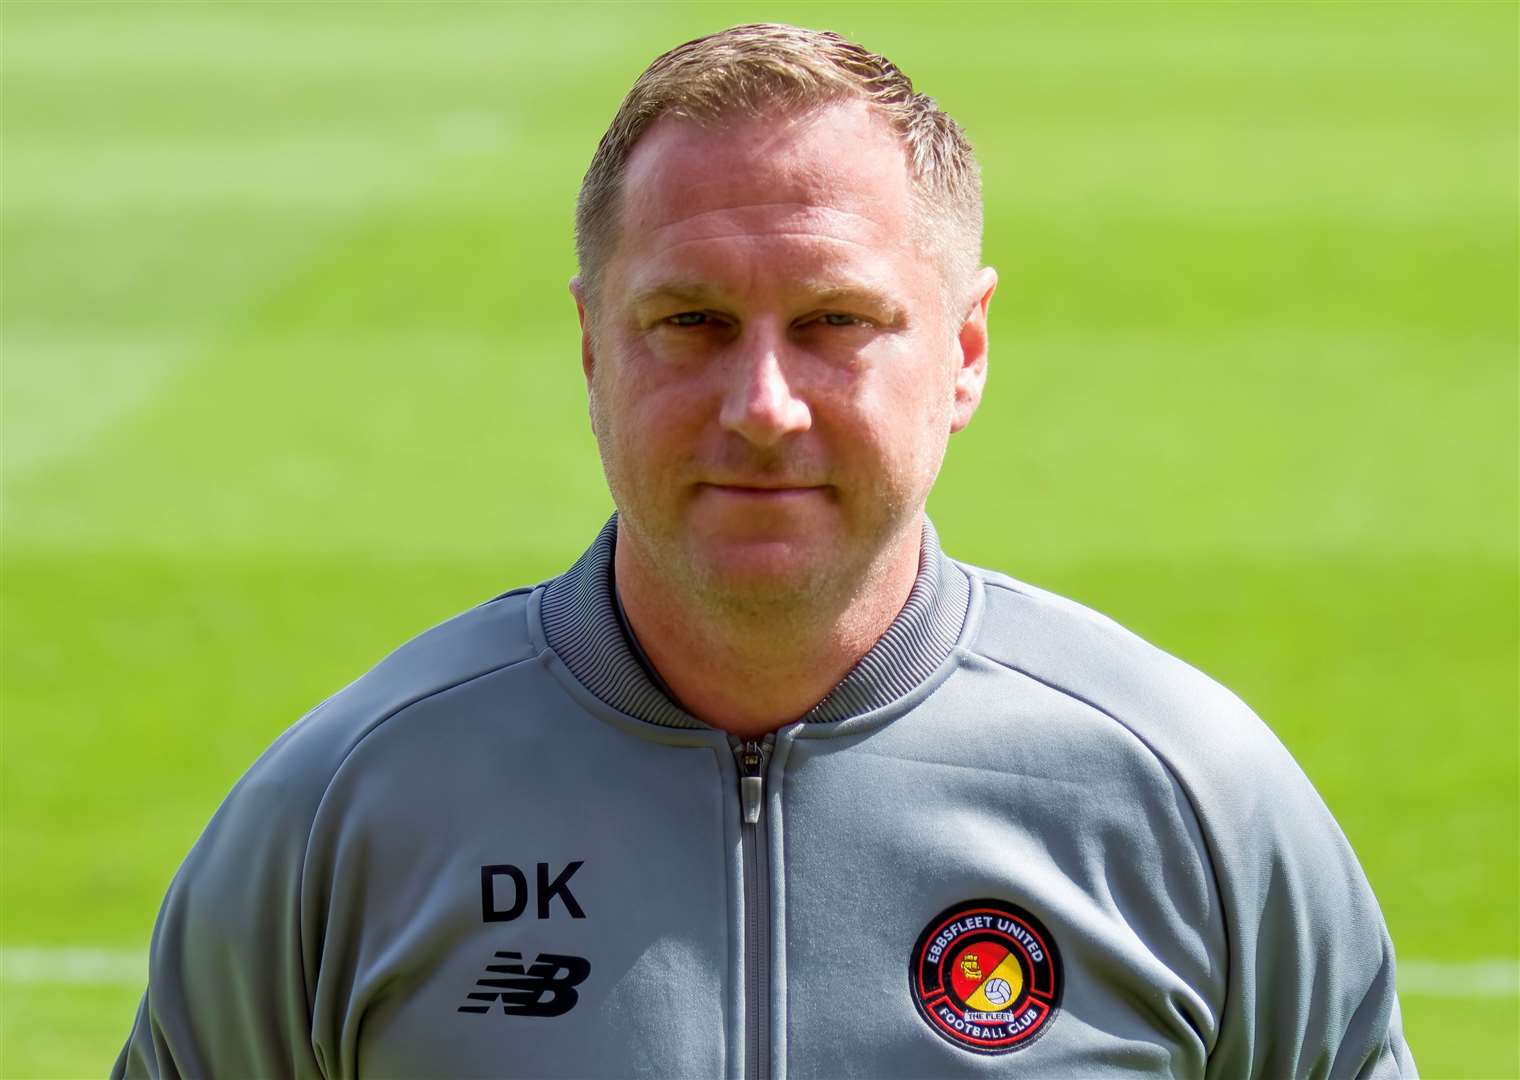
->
xmin=576 ymin=98 xmax=992 ymax=609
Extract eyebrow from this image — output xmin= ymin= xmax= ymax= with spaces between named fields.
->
xmin=629 ymin=280 xmax=908 ymax=325
xmin=629 ymin=282 xmax=717 ymax=310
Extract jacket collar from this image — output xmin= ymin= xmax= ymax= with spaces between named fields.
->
xmin=540 ymin=514 xmax=969 ymax=730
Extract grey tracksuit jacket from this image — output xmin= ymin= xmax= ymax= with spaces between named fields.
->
xmin=115 ymin=517 xmax=1416 ymax=1078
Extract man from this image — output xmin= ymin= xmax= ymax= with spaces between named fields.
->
xmin=116 ymin=23 xmax=1414 ymax=1079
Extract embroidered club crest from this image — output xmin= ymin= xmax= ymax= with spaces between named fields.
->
xmin=909 ymin=898 xmax=1062 ymax=1054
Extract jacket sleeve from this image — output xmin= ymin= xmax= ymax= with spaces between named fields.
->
xmin=1192 ymin=716 xmax=1418 ymax=1079
xmin=113 ymin=718 xmax=334 ymax=1080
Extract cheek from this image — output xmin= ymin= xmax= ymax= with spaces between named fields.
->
xmin=861 ymin=359 xmax=957 ymax=483
xmin=856 ymin=341 xmax=956 ymax=431
xmin=592 ymin=369 xmax=707 ymax=472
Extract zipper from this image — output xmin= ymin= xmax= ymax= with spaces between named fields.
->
xmin=734 ymin=735 xmax=773 ymax=1080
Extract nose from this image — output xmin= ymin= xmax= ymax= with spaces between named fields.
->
xmin=718 ymin=335 xmax=812 ymax=448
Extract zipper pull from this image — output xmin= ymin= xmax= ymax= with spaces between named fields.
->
xmin=737 ymin=739 xmax=766 ymax=825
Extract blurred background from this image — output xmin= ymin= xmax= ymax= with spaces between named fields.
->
xmin=3 ymin=1 xmax=1515 ymax=1074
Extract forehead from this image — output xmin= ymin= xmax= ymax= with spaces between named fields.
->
xmin=610 ymin=99 xmax=920 ymax=296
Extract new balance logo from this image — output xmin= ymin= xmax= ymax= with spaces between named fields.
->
xmin=457 ymin=951 xmax=591 ymax=1017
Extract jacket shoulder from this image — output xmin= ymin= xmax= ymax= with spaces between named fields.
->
xmin=961 ymin=563 xmax=1277 ymax=787
xmin=163 ymin=586 xmax=544 ymax=907
xmin=254 ymin=587 xmax=541 ymax=803
xmin=960 ymin=561 xmax=1335 ymax=868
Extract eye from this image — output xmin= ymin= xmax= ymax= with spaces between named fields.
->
xmin=817 ymin=312 xmax=868 ymax=328
xmin=666 ymin=312 xmax=710 ymax=327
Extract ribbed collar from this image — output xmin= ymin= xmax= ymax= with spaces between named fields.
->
xmin=540 ymin=514 xmax=970 ymax=730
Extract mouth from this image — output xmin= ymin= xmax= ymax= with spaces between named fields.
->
xmin=697 ymin=482 xmax=829 ymax=500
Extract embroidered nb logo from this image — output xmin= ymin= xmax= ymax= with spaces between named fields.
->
xmin=457 ymin=951 xmax=591 ymax=1017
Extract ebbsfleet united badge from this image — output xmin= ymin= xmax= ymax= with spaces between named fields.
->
xmin=909 ymin=898 xmax=1062 ymax=1054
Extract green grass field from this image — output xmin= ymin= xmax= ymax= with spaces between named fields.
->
xmin=3 ymin=2 xmax=1516 ymax=1076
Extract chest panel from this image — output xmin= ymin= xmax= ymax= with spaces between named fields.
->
xmin=303 ymin=678 xmax=735 ymax=1078
xmin=775 ymin=663 xmax=1220 ymax=1077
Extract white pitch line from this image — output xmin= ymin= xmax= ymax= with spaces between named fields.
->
xmin=1398 ymin=960 xmax=1520 ymax=998
xmin=2 ymin=947 xmax=1516 ymax=998
xmin=3 ymin=947 xmax=145 ymax=986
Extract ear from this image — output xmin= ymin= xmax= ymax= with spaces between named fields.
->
xmin=950 ymin=267 xmax=997 ymax=433
xmin=569 ymin=276 xmax=595 ymax=389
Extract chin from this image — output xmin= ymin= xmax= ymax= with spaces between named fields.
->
xmin=689 ymin=537 xmax=836 ymax=604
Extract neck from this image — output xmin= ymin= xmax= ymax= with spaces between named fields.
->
xmin=614 ymin=524 xmax=923 ymax=739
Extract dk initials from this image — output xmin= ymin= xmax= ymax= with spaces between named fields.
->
xmin=480 ymin=861 xmax=585 ymax=922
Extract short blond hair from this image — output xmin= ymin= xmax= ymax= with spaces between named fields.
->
xmin=575 ymin=23 xmax=982 ymax=304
